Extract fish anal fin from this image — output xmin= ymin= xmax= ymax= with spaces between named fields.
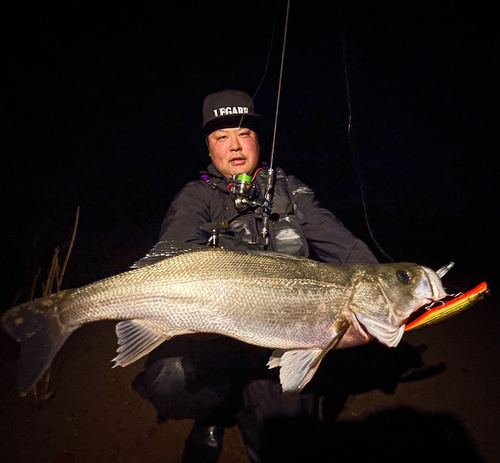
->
xmin=113 ymin=320 xmax=172 ymax=367
xmin=268 ymin=319 xmax=351 ymax=394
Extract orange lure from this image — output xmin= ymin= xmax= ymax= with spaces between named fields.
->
xmin=405 ymin=282 xmax=489 ymax=332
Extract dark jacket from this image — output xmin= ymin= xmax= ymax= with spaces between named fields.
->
xmin=160 ymin=163 xmax=377 ymax=265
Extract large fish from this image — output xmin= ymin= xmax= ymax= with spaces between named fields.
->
xmin=2 ymin=241 xmax=446 ymax=395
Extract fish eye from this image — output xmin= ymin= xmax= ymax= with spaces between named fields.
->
xmin=397 ymin=270 xmax=411 ymax=284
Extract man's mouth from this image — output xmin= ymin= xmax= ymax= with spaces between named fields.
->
xmin=230 ymin=157 xmax=246 ymax=165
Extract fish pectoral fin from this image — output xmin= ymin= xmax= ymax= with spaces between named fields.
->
xmin=355 ymin=312 xmax=404 ymax=347
xmin=268 ymin=320 xmax=350 ymax=394
xmin=112 ymin=320 xmax=171 ymax=367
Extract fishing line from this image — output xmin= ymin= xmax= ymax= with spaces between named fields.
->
xmin=339 ymin=3 xmax=395 ymax=262
xmin=247 ymin=0 xmax=290 ymax=175
xmin=238 ymin=0 xmax=285 ymax=172
xmin=250 ymin=1 xmax=280 ymax=107
xmin=268 ymin=0 xmax=290 ymax=173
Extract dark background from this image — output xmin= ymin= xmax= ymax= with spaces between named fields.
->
xmin=1 ymin=3 xmax=499 ymax=462
xmin=1 ymin=0 xmax=497 ymax=309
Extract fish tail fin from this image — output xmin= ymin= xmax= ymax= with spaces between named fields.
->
xmin=2 ymin=291 xmax=76 ymax=396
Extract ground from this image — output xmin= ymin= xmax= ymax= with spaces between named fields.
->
xmin=1 ymin=276 xmax=498 ymax=463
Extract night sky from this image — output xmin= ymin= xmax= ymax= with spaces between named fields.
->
xmin=1 ymin=1 xmax=498 ymax=309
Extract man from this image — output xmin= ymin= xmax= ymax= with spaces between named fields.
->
xmin=133 ymin=89 xmax=378 ymax=462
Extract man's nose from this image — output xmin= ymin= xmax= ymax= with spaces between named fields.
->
xmin=229 ymin=135 xmax=242 ymax=151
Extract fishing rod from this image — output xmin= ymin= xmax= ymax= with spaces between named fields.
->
xmin=229 ymin=0 xmax=291 ymax=247
xmin=261 ymin=0 xmax=290 ymax=242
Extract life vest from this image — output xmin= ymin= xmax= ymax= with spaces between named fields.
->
xmin=201 ymin=167 xmax=309 ymax=257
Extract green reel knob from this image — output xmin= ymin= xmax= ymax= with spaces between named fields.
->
xmin=237 ymin=174 xmax=252 ymax=183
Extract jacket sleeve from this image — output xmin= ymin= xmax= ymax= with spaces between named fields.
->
xmin=288 ymin=176 xmax=378 ymax=265
xmin=159 ymin=181 xmax=212 ymax=244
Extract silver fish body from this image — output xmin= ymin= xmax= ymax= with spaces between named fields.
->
xmin=2 ymin=241 xmax=446 ymax=395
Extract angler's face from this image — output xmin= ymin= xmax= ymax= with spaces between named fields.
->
xmin=208 ymin=127 xmax=260 ymax=178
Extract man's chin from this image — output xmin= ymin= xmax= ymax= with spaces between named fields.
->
xmin=230 ymin=165 xmax=250 ymax=176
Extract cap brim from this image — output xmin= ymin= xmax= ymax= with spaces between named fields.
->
xmin=203 ymin=115 xmax=261 ymax=135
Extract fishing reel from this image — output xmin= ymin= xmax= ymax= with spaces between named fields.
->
xmin=230 ymin=173 xmax=260 ymax=211
xmin=229 ymin=170 xmax=275 ymax=246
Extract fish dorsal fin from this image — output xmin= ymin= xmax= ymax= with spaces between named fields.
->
xmin=355 ymin=312 xmax=405 ymax=347
xmin=132 ymin=241 xmax=320 ymax=269
xmin=268 ymin=319 xmax=350 ymax=393
xmin=248 ymin=250 xmax=318 ymax=263
xmin=131 ymin=241 xmax=211 ymax=269
xmin=112 ymin=320 xmax=171 ymax=367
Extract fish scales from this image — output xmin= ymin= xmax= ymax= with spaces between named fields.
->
xmin=1 ymin=241 xmax=446 ymax=395
xmin=64 ymin=249 xmax=350 ymax=349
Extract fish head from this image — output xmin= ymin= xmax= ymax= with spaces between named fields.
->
xmin=350 ymin=263 xmax=447 ymax=347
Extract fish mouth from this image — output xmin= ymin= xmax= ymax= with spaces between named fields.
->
xmin=355 ymin=267 xmax=447 ymax=347
xmin=418 ymin=267 xmax=447 ymax=304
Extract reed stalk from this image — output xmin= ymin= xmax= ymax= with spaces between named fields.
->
xmin=32 ymin=207 xmax=80 ymax=405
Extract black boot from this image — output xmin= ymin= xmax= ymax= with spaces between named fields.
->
xmin=181 ymin=423 xmax=225 ymax=463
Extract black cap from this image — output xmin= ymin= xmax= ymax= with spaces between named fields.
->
xmin=202 ymin=89 xmax=261 ymax=135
